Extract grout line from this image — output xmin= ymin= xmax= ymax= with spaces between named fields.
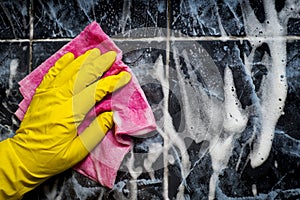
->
xmin=169 ymin=35 xmax=300 ymax=41
xmin=112 ymin=37 xmax=169 ymax=42
xmin=163 ymin=0 xmax=171 ymax=199
xmin=1 ymin=35 xmax=300 ymax=43
xmin=0 ymin=39 xmax=30 ymax=43
xmin=29 ymin=0 xmax=34 ymax=72
xmin=29 ymin=38 xmax=73 ymax=42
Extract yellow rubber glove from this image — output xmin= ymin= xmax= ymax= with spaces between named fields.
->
xmin=0 ymin=48 xmax=131 ymax=199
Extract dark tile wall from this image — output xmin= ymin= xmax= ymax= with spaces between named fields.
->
xmin=1 ymin=0 xmax=300 ymax=200
xmin=33 ymin=0 xmax=167 ymax=38
xmin=0 ymin=42 xmax=29 ymax=133
xmin=171 ymin=0 xmax=245 ymax=36
xmin=0 ymin=1 xmax=30 ymax=39
xmin=32 ymin=41 xmax=67 ymax=69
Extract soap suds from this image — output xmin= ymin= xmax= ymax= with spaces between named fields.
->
xmin=6 ymin=59 xmax=18 ymax=96
xmin=241 ymin=0 xmax=288 ymax=168
xmin=143 ymin=142 xmax=163 ymax=180
xmin=119 ymin=0 xmax=132 ymax=34
xmin=126 ymin=151 xmax=142 ymax=200
xmin=223 ymin=66 xmax=248 ymax=133
xmin=116 ymin=2 xmax=293 ymax=196
xmin=252 ymin=184 xmax=257 ymax=196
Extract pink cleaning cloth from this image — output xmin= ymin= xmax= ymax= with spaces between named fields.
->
xmin=15 ymin=21 xmax=156 ymax=188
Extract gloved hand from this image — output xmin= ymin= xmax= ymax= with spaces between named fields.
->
xmin=0 ymin=48 xmax=131 ymax=199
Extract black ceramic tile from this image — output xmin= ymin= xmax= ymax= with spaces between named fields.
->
xmin=171 ymin=0 xmax=300 ymax=37
xmin=32 ymin=41 xmax=68 ymax=70
xmin=22 ymin=169 xmax=109 ymax=200
xmin=287 ymin=18 xmax=300 ymax=36
xmin=277 ymin=40 xmax=300 ymax=140
xmin=243 ymin=0 xmax=300 ymax=36
xmin=0 ymin=42 xmax=29 ymax=139
xmin=167 ymin=39 xmax=300 ymax=199
xmin=0 ymin=0 xmax=30 ymax=39
xmin=33 ymin=0 xmax=167 ymax=39
xmin=171 ymin=0 xmax=221 ymax=36
xmin=170 ymin=0 xmax=244 ymax=36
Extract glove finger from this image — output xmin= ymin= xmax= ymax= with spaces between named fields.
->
xmin=72 ymin=71 xmax=131 ymax=122
xmin=38 ymin=52 xmax=74 ymax=89
xmin=94 ymin=71 xmax=131 ymax=101
xmin=63 ymin=112 xmax=113 ymax=167
xmin=73 ymin=51 xmax=117 ymax=95
xmin=52 ymin=48 xmax=101 ymax=87
xmin=78 ymin=111 xmax=113 ymax=152
xmin=61 ymin=112 xmax=113 ymax=167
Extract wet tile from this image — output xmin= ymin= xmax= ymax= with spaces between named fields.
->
xmin=33 ymin=0 xmax=167 ymax=39
xmin=277 ymin=40 xmax=300 ymax=140
xmin=0 ymin=0 xmax=30 ymax=39
xmin=287 ymin=18 xmax=300 ymax=36
xmin=22 ymin=170 xmax=108 ymax=200
xmin=241 ymin=0 xmax=300 ymax=37
xmin=170 ymin=0 xmax=300 ymax=37
xmin=32 ymin=41 xmax=68 ymax=70
xmin=0 ymin=42 xmax=29 ymax=138
xmin=170 ymin=0 xmax=244 ymax=36
xmin=168 ymin=39 xmax=300 ymax=198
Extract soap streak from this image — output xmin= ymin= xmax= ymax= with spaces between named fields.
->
xmin=119 ymin=0 xmax=132 ymax=34
xmin=6 ymin=59 xmax=18 ymax=97
xmin=155 ymin=54 xmax=171 ymax=200
xmin=241 ymin=0 xmax=288 ymax=168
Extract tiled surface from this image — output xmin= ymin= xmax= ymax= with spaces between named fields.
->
xmin=171 ymin=0 xmax=245 ymax=36
xmin=33 ymin=0 xmax=167 ymax=38
xmin=0 ymin=1 xmax=30 ymax=39
xmin=32 ymin=41 xmax=67 ymax=69
xmin=0 ymin=42 xmax=29 ymax=135
xmin=1 ymin=0 xmax=300 ymax=199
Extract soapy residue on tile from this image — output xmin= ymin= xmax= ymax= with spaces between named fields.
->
xmin=240 ymin=0 xmax=289 ymax=168
xmin=118 ymin=1 xmax=297 ymax=199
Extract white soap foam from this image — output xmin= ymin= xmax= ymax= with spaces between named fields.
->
xmin=223 ymin=66 xmax=248 ymax=133
xmin=6 ymin=59 xmax=19 ymax=96
xmin=240 ymin=0 xmax=289 ymax=169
